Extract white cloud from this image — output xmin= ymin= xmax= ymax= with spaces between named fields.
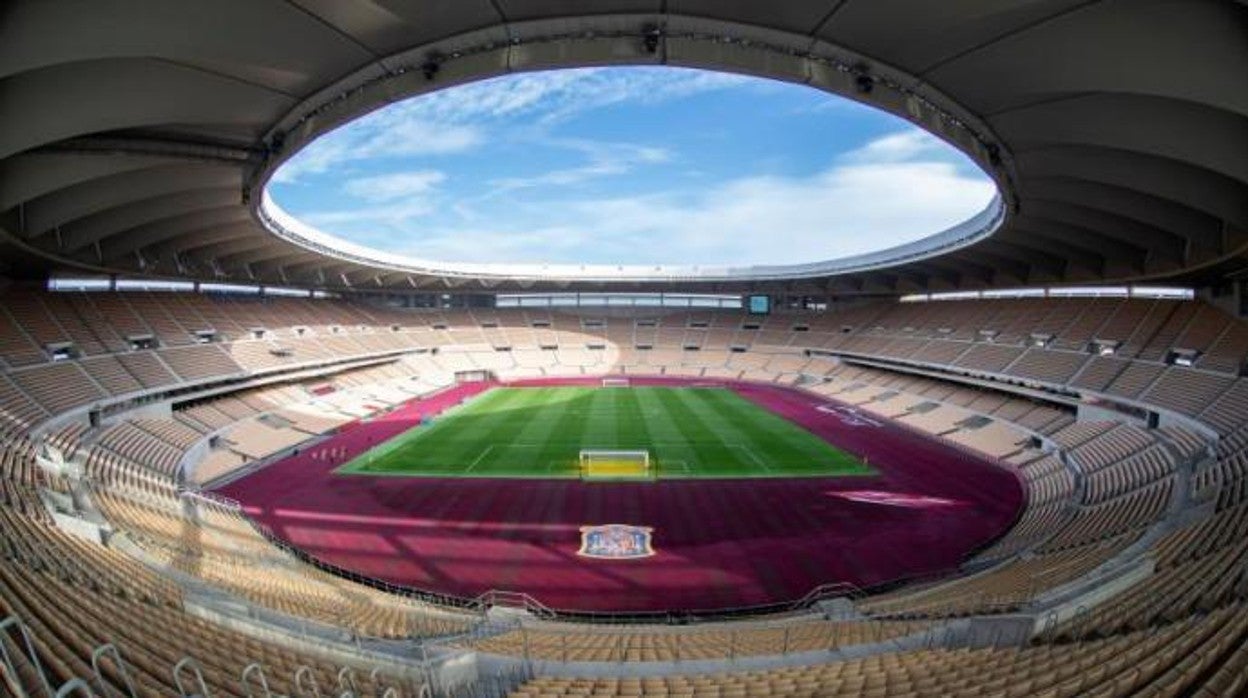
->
xmin=369 ymin=130 xmax=996 ymax=266
xmin=273 ymin=67 xmax=745 ymax=184
xmin=403 ymin=167 xmax=992 ymax=265
xmin=489 ymin=139 xmax=669 ymax=193
xmin=272 ymin=123 xmax=481 ymax=183
xmin=391 ymin=67 xmax=748 ymax=126
xmin=343 ymin=170 xmax=446 ymax=202
xmin=303 ymin=198 xmax=438 ymax=230
xmin=525 ymin=69 xmax=749 ymax=125
xmin=301 ymin=170 xmax=450 ymax=232
xmin=838 ymin=130 xmax=953 ymax=165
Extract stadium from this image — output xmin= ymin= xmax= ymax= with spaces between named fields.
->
xmin=1 ymin=1 xmax=1246 ymax=696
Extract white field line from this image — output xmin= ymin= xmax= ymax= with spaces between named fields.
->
xmin=731 ymin=443 xmax=772 ymax=473
xmin=661 ymin=459 xmax=691 ymax=475
xmin=466 ymin=444 xmax=496 ymax=473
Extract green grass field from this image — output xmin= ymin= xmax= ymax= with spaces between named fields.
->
xmin=338 ymin=386 xmax=872 ymax=479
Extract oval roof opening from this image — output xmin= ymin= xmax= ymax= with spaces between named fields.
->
xmin=266 ymin=66 xmax=997 ymax=276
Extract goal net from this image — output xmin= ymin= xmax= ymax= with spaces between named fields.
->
xmin=601 ymin=378 xmax=630 ymax=387
xmin=579 ymin=449 xmax=653 ymax=480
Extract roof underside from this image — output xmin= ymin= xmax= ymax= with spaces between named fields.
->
xmin=1 ymin=0 xmax=1245 ymax=295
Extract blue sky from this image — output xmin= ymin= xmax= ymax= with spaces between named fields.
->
xmin=270 ymin=67 xmax=995 ymax=266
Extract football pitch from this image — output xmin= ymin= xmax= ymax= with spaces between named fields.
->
xmin=338 ymin=386 xmax=873 ymax=479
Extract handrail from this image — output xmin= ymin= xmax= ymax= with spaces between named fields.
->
xmin=473 ymin=590 xmax=557 ymax=619
xmin=240 ymin=663 xmax=272 ymax=698
xmin=172 ymin=657 xmax=211 ymax=698
xmin=336 ymin=667 xmax=359 ymax=697
xmin=789 ymin=582 xmax=863 ymax=610
xmin=367 ymin=666 xmax=406 ymax=698
xmin=177 ymin=488 xmax=242 ymax=512
xmin=0 ymin=615 xmax=54 ymax=698
xmin=90 ymin=643 xmax=136 ymax=698
xmin=293 ymin=666 xmax=321 ymax=698
xmin=54 ymin=678 xmax=96 ymax=698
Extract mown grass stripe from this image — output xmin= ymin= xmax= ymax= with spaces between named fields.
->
xmin=338 ymin=386 xmax=871 ymax=479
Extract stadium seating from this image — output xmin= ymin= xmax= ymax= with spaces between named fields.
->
xmin=2 ymin=288 xmax=1248 ymax=696
xmin=470 ymin=619 xmax=927 ymax=663
xmin=506 ymin=603 xmax=1247 ymax=697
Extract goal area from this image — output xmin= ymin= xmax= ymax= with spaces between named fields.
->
xmin=579 ymin=449 xmax=653 ymax=481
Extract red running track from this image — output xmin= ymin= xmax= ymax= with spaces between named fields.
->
xmin=216 ymin=377 xmax=1023 ymax=613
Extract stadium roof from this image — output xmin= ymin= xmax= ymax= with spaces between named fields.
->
xmin=1 ymin=0 xmax=1245 ymax=295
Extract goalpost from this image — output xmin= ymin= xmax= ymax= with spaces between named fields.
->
xmin=601 ymin=377 xmax=630 ymax=387
xmin=579 ymin=449 xmax=653 ymax=480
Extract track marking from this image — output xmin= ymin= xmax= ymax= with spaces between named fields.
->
xmin=816 ymin=403 xmax=882 ymax=427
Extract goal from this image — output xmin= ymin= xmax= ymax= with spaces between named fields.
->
xmin=601 ymin=378 xmax=630 ymax=388
xmin=579 ymin=449 xmax=653 ymax=480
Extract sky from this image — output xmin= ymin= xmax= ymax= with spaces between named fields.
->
xmin=269 ymin=66 xmax=996 ymax=267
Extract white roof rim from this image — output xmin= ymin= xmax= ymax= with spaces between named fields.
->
xmin=260 ymin=189 xmax=1007 ymax=282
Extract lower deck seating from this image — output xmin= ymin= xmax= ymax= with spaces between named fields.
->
xmin=0 ymin=487 xmax=421 ymax=698
xmin=1056 ymin=502 xmax=1248 ymax=639
xmin=508 ymin=603 xmax=1247 ymax=698
xmin=93 ymin=487 xmax=471 ymax=639
xmin=858 ymin=534 xmax=1140 ymax=618
xmin=471 ymin=619 xmax=928 ymax=663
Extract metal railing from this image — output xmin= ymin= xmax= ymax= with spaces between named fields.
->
xmin=89 ymin=644 xmax=136 ymax=698
xmin=472 ymin=591 xmax=556 ymax=620
xmin=178 ymin=488 xmax=242 ymax=512
xmin=173 ymin=657 xmax=211 ymax=697
xmin=1 ymin=615 xmax=55 ymax=698
xmin=1 ymin=613 xmax=449 ymax=698
xmin=54 ymin=678 xmax=96 ymax=698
